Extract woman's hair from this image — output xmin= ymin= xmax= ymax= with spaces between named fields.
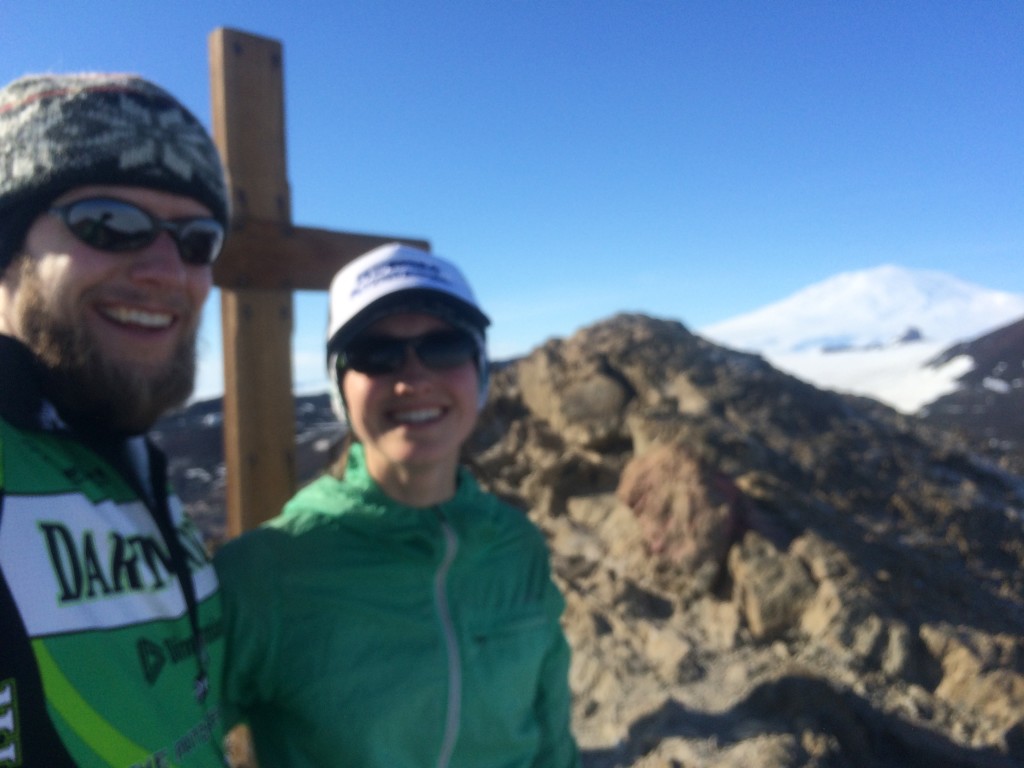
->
xmin=327 ymin=432 xmax=355 ymax=480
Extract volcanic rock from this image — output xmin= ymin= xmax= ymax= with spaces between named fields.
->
xmin=165 ymin=312 xmax=1024 ymax=767
xmin=470 ymin=313 xmax=1023 ymax=766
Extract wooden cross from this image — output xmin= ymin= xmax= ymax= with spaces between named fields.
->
xmin=207 ymin=28 xmax=429 ymax=536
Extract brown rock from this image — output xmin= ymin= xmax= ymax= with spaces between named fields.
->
xmin=728 ymin=531 xmax=815 ymax=641
xmin=617 ymin=442 xmax=745 ymax=577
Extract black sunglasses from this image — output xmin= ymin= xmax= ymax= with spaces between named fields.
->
xmin=49 ymin=197 xmax=225 ymax=266
xmin=339 ymin=329 xmax=478 ymax=376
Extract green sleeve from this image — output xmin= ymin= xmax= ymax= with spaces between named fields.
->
xmin=533 ymin=574 xmax=581 ymax=768
xmin=214 ymin=530 xmax=280 ymax=729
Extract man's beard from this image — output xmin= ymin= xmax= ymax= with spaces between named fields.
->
xmin=13 ymin=258 xmax=199 ymax=435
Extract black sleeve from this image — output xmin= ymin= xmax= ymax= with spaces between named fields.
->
xmin=0 ymin=565 xmax=78 ymax=767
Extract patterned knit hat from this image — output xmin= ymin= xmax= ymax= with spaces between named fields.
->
xmin=0 ymin=72 xmax=228 ymax=271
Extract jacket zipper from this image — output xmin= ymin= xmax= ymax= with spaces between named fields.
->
xmin=434 ymin=511 xmax=461 ymax=768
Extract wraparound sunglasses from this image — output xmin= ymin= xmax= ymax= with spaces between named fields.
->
xmin=338 ymin=329 xmax=478 ymax=376
xmin=49 ymin=197 xmax=225 ymax=266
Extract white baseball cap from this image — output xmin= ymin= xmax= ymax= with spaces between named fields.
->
xmin=326 ymin=243 xmax=492 ymax=420
xmin=327 ymin=243 xmax=490 ymax=357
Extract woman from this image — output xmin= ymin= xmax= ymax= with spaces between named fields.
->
xmin=215 ymin=243 xmax=580 ymax=767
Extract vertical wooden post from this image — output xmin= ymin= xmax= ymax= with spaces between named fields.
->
xmin=206 ymin=28 xmax=429 ymax=538
xmin=209 ymin=29 xmax=296 ymax=535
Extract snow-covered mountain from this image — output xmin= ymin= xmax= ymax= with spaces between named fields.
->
xmin=700 ymin=265 xmax=1024 ymax=414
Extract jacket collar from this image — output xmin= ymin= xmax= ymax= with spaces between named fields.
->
xmin=0 ymin=334 xmax=66 ymax=432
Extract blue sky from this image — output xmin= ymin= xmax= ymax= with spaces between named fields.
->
xmin=3 ymin=1 xmax=1021 ymax=398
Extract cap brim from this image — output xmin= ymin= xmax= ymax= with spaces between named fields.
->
xmin=326 ymin=288 xmax=490 ymax=358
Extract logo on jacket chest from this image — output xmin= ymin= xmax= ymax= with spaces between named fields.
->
xmin=2 ymin=496 xmax=217 ymax=636
xmin=43 ymin=523 xmax=165 ymax=603
xmin=38 ymin=520 xmax=208 ymax=604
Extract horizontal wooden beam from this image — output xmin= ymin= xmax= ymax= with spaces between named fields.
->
xmin=214 ymin=219 xmax=431 ymax=291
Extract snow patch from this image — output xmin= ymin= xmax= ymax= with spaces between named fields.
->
xmin=699 ymin=265 xmax=1024 ymax=414
xmin=768 ymin=344 xmax=973 ymax=414
xmin=983 ymin=377 xmax=1011 ymax=395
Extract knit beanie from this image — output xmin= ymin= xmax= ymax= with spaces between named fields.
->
xmin=0 ymin=72 xmax=228 ymax=272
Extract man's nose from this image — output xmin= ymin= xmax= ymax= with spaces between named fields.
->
xmin=128 ymin=232 xmax=188 ymax=284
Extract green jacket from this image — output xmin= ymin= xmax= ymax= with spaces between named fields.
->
xmin=0 ymin=335 xmax=226 ymax=767
xmin=216 ymin=442 xmax=579 ymax=768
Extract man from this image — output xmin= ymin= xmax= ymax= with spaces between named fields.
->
xmin=0 ymin=73 xmax=230 ymax=767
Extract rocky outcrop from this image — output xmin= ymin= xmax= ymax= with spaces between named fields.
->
xmin=167 ymin=312 xmax=1024 ymax=767
xmin=923 ymin=316 xmax=1024 ymax=476
xmin=469 ymin=313 xmax=1024 ymax=767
